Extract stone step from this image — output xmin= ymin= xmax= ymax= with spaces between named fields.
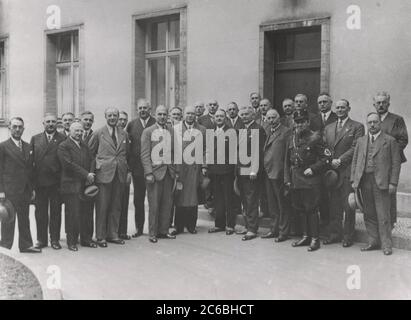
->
xmin=197 ymin=206 xmax=411 ymax=251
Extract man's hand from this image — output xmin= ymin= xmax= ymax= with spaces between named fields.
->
xmin=331 ymin=159 xmax=341 ymax=169
xmin=250 ymin=173 xmax=258 ymax=181
xmin=126 ymin=172 xmax=132 ymax=185
xmin=86 ymin=173 xmax=95 ymax=185
xmin=0 ymin=192 xmax=6 ymax=200
xmin=389 ymin=184 xmax=397 ymax=195
xmin=176 ymin=181 xmax=183 ymax=191
xmin=202 ymin=168 xmax=208 ymax=176
xmin=303 ymin=168 xmax=313 ymax=177
xmin=145 ymin=173 xmax=155 ymax=184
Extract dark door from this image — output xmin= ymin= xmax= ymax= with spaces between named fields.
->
xmin=272 ymin=27 xmax=321 ymax=114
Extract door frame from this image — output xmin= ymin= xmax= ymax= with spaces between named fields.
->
xmin=259 ymin=17 xmax=330 ymax=105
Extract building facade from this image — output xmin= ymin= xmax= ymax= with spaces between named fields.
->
xmin=1 ymin=0 xmax=410 ymax=198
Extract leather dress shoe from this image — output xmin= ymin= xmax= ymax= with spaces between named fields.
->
xmin=157 ymin=234 xmax=176 ymax=239
xmin=261 ymin=232 xmax=277 ymax=239
xmin=149 ymin=237 xmax=158 ymax=243
xmin=292 ymin=236 xmax=311 ymax=247
xmin=308 ymin=238 xmax=320 ymax=252
xmin=96 ymin=240 xmax=108 ymax=248
xmin=34 ymin=242 xmax=47 ymax=249
xmin=187 ymin=229 xmax=197 ymax=234
xmin=342 ymin=240 xmax=353 ymax=248
xmin=132 ymin=231 xmax=143 ymax=238
xmin=81 ymin=242 xmax=97 ymax=248
xmin=226 ymin=229 xmax=234 ymax=235
xmin=242 ymin=233 xmax=257 ymax=241
xmin=68 ymin=245 xmax=78 ymax=252
xmin=20 ymin=246 xmax=42 ymax=253
xmin=361 ymin=244 xmax=379 ymax=252
xmin=107 ymin=238 xmax=125 ymax=245
xmin=383 ymin=248 xmax=393 ymax=256
xmin=208 ymin=227 xmax=224 ymax=233
xmin=51 ymin=241 xmax=62 ymax=250
xmin=323 ymin=237 xmax=340 ymax=245
xmin=235 ymin=229 xmax=247 ymax=235
xmin=275 ymin=235 xmax=289 ymax=243
xmin=169 ymin=229 xmax=180 ymax=236
xmin=119 ymin=234 xmax=131 ymax=240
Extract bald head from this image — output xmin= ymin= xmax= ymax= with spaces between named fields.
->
xmin=69 ymin=122 xmax=84 ymax=141
xmin=184 ymin=106 xmax=196 ymax=125
xmin=266 ymin=109 xmax=281 ymax=127
xmin=155 ymin=105 xmax=168 ymax=126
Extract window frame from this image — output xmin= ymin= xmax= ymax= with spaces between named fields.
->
xmin=0 ymin=36 xmax=9 ymax=126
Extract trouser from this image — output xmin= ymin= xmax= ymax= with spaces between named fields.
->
xmin=96 ymin=172 xmax=125 ymax=240
xmin=319 ymin=183 xmax=330 ymax=226
xmin=361 ymin=173 xmax=392 ymax=249
xmin=266 ymin=177 xmax=290 ymax=236
xmin=212 ymin=173 xmax=235 ymax=229
xmin=81 ymin=200 xmax=95 ymax=244
xmin=259 ymin=171 xmax=269 ymax=216
xmin=239 ymin=176 xmax=259 ymax=234
xmin=118 ymin=184 xmax=130 ymax=235
xmin=291 ymin=187 xmax=320 ymax=238
xmin=0 ymin=192 xmax=33 ymax=251
xmin=132 ymin=175 xmax=146 ymax=233
xmin=146 ymin=172 xmax=174 ymax=237
xmin=34 ymin=185 xmax=62 ymax=244
xmin=328 ymin=177 xmax=356 ymax=242
xmin=63 ymin=194 xmax=88 ymax=246
xmin=175 ymin=206 xmax=198 ymax=232
xmin=390 ymin=193 xmax=397 ymax=226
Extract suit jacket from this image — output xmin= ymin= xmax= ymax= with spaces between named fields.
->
xmin=141 ymin=123 xmax=177 ymax=181
xmin=226 ymin=117 xmax=245 ymax=130
xmin=0 ymin=139 xmax=33 ymax=196
xmin=30 ymin=131 xmax=66 ymax=187
xmin=198 ymin=114 xmax=216 ymax=129
xmin=83 ymin=129 xmax=94 ymax=146
xmin=256 ymin=117 xmax=270 ymax=131
xmin=321 ymin=111 xmax=338 ymax=128
xmin=351 ymin=132 xmax=401 ymax=190
xmin=89 ymin=126 xmax=129 ymax=184
xmin=126 ymin=116 xmax=156 ymax=176
xmin=380 ymin=112 xmax=408 ymax=163
xmin=264 ymin=124 xmax=292 ymax=180
xmin=309 ymin=112 xmax=323 ymax=132
xmin=237 ymin=121 xmax=266 ymax=176
xmin=208 ymin=124 xmax=236 ymax=175
xmin=281 ymin=115 xmax=294 ymax=129
xmin=323 ymin=118 xmax=365 ymax=180
xmin=57 ymin=138 xmax=94 ymax=194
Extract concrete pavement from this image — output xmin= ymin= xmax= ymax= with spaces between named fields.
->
xmin=2 ymin=205 xmax=411 ymax=300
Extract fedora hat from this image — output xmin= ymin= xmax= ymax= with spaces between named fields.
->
xmin=324 ymin=169 xmax=340 ymax=189
xmin=354 ymin=188 xmax=364 ymax=212
xmin=83 ymin=185 xmax=99 ymax=199
xmin=0 ymin=199 xmax=16 ymax=224
xmin=348 ymin=188 xmax=364 ymax=212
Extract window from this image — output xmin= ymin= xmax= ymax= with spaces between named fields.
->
xmin=45 ymin=27 xmax=83 ymax=116
xmin=133 ymin=7 xmax=187 ymax=115
xmin=0 ymin=38 xmax=8 ymax=124
xmin=145 ymin=16 xmax=180 ymax=108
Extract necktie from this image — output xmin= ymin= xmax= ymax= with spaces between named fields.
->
xmin=18 ymin=140 xmax=23 ymax=152
xmin=111 ymin=127 xmax=117 ymax=148
xmin=371 ymin=135 xmax=375 ymax=144
xmin=142 ymin=119 xmax=146 ymax=128
xmin=322 ymin=113 xmax=327 ymax=124
xmin=337 ymin=120 xmax=343 ymax=133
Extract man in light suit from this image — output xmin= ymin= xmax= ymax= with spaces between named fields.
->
xmin=323 ymin=99 xmax=364 ymax=247
xmin=126 ymin=98 xmax=156 ymax=237
xmin=373 ymin=91 xmax=408 ymax=226
xmin=31 ymin=113 xmax=65 ymax=250
xmin=89 ymin=107 xmax=129 ymax=247
xmin=58 ymin=122 xmax=96 ymax=251
xmin=262 ymin=109 xmax=292 ymax=242
xmin=0 ymin=117 xmax=40 ymax=253
xmin=141 ymin=105 xmax=178 ymax=243
xmin=351 ymin=112 xmax=401 ymax=255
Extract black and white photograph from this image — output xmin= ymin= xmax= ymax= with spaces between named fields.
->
xmin=0 ymin=0 xmax=411 ymax=304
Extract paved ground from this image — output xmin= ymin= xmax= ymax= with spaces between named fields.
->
xmin=1 ymin=204 xmax=411 ymax=300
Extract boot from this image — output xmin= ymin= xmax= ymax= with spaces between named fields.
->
xmin=308 ymin=238 xmax=320 ymax=252
xmin=292 ymin=236 xmax=311 ymax=247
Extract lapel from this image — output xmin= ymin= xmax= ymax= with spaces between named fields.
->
xmin=6 ymin=139 xmax=26 ymax=166
xmin=102 ymin=126 xmax=117 ymax=151
xmin=372 ymin=133 xmax=386 ymax=158
xmin=334 ymin=119 xmax=351 ymax=147
xmin=265 ymin=125 xmax=282 ymax=150
xmin=382 ymin=113 xmax=395 ymax=131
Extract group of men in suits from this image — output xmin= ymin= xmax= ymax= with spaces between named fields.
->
xmin=0 ymin=90 xmax=407 ymax=256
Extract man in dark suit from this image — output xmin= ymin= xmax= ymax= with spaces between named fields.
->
xmin=250 ymin=92 xmax=261 ymax=120
xmin=194 ymin=102 xmax=205 ymax=121
xmin=31 ymin=114 xmax=65 ymax=250
xmin=0 ymin=117 xmax=40 ymax=253
xmin=80 ymin=111 xmax=97 ymax=246
xmin=89 ymin=108 xmax=129 ymax=247
xmin=236 ymin=106 xmax=266 ymax=241
xmin=198 ymin=100 xmax=219 ymax=129
xmin=57 ymin=122 xmax=96 ymax=251
xmin=281 ymin=98 xmax=296 ymax=129
xmin=351 ymin=112 xmax=401 ymax=255
xmin=262 ymin=109 xmax=292 ymax=242
xmin=294 ymin=94 xmax=322 ymax=133
xmin=61 ymin=112 xmax=75 ymax=137
xmin=256 ymin=99 xmax=272 ymax=130
xmin=373 ymin=91 xmax=408 ymax=226
xmin=141 ymin=105 xmax=178 ymax=243
xmin=117 ymin=111 xmax=132 ymax=240
xmin=126 ymin=98 xmax=156 ymax=237
xmin=207 ymin=109 xmax=237 ymax=235
xmin=323 ymin=99 xmax=365 ymax=247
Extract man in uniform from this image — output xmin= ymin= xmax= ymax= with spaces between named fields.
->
xmin=284 ymin=110 xmax=330 ymax=252
xmin=373 ymin=91 xmax=408 ymax=227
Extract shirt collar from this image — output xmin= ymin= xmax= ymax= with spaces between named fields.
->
xmin=245 ymin=120 xmax=255 ymax=129
xmin=321 ymin=110 xmax=331 ymax=120
xmin=10 ymin=136 xmax=22 ymax=147
xmin=338 ymin=117 xmax=349 ymax=127
xmin=230 ymin=116 xmax=238 ymax=124
xmin=184 ymin=121 xmax=194 ymax=129
xmin=369 ymin=130 xmax=382 ymax=140
xmin=380 ymin=112 xmax=389 ymax=122
xmin=69 ymin=136 xmax=81 ymax=148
